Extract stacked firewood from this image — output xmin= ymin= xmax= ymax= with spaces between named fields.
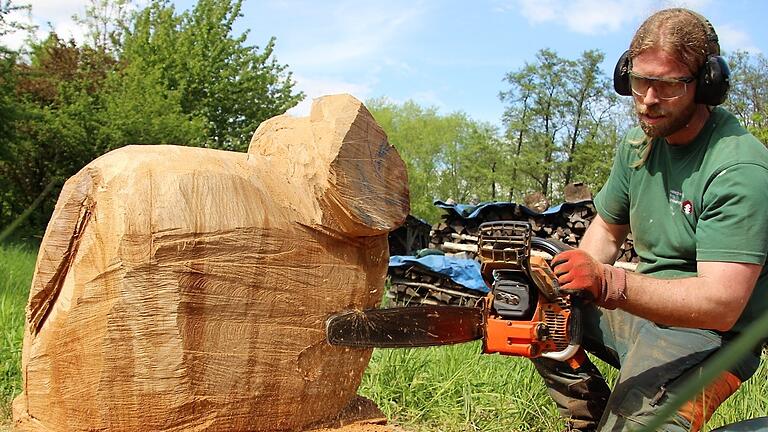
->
xmin=386 ymin=265 xmax=486 ymax=307
xmin=616 ymin=232 xmax=639 ymax=264
xmin=388 ymin=215 xmax=432 ymax=256
xmin=429 ymin=205 xmax=520 ymax=257
xmin=530 ymin=204 xmax=594 ymax=247
xmin=428 ymin=201 xmax=638 ymax=264
xmin=386 ymin=187 xmax=639 ymax=307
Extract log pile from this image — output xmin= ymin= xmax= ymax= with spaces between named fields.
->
xmin=385 ymin=187 xmax=640 ymax=308
xmin=387 ymin=215 xmax=431 ymax=256
xmin=386 ymin=265 xmax=485 ymax=308
xmin=428 ymin=203 xmax=521 ymax=257
xmin=428 ymin=198 xmax=638 ymax=263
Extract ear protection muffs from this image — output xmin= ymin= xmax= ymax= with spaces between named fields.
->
xmin=613 ymin=9 xmax=731 ymax=106
xmin=613 ymin=50 xmax=632 ymax=97
xmin=696 ymin=54 xmax=730 ymax=105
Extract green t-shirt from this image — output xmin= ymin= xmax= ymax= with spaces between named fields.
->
xmin=595 ymin=107 xmax=768 ymax=333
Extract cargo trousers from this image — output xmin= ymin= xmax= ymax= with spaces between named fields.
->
xmin=532 ymin=305 xmax=761 ymax=432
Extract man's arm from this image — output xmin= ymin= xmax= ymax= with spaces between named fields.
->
xmin=621 ymin=262 xmax=760 ymax=331
xmin=564 ymin=214 xmax=760 ymax=331
xmin=579 ymin=214 xmax=630 ymax=265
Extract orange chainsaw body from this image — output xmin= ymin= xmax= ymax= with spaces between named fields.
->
xmin=478 ymin=222 xmax=581 ymax=362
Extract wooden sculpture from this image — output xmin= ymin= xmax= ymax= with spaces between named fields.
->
xmin=13 ymin=94 xmax=409 ymax=431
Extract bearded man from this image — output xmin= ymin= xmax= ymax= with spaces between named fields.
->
xmin=534 ymin=8 xmax=768 ymax=432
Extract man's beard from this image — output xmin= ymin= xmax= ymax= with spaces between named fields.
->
xmin=636 ymin=102 xmax=697 ymax=139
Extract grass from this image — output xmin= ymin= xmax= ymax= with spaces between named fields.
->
xmin=360 ymin=343 xmax=768 ymax=431
xmin=0 ymin=244 xmax=766 ymax=431
xmin=359 ymin=342 xmax=568 ymax=431
xmin=709 ymin=359 xmax=768 ymax=427
xmin=0 ymin=243 xmax=36 ymax=427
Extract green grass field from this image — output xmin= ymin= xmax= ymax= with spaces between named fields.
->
xmin=0 ymin=243 xmax=35 ymax=427
xmin=0 ymin=243 xmax=765 ymax=430
xmin=358 ymin=345 xmax=768 ymax=431
xmin=359 ymin=342 xmax=568 ymax=431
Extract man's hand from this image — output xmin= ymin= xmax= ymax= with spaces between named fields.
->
xmin=551 ymin=249 xmax=627 ymax=310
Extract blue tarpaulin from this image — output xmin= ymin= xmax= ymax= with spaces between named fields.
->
xmin=433 ymin=200 xmax=593 ymax=220
xmin=389 ymin=255 xmax=488 ymax=293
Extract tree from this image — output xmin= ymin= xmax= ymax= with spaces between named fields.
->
xmin=434 ymin=116 xmax=504 ymax=205
xmin=0 ymin=50 xmax=20 ymax=227
xmin=3 ymin=32 xmax=210 ymax=234
xmin=120 ymin=0 xmax=304 ymax=150
xmin=1 ymin=0 xmax=33 ymax=49
xmin=725 ymin=50 xmax=768 ymax=144
xmin=0 ymin=0 xmax=33 ymax=156
xmin=500 ymin=48 xmax=625 ymax=202
xmin=562 ymin=50 xmax=601 ymax=185
xmin=501 ymin=49 xmax=570 ymax=200
xmin=367 ymin=99 xmax=449 ymax=221
xmin=2 ymin=35 xmax=110 ymax=232
xmin=1 ymin=0 xmax=306 ymax=238
xmin=74 ymin=0 xmax=132 ymax=53
xmin=499 ymin=63 xmax=537 ymax=200
xmin=98 ymin=62 xmax=207 ymax=147
xmin=367 ymin=98 xmax=505 ymax=222
xmin=559 ymin=50 xmax=624 ymax=194
xmin=448 ymin=122 xmax=506 ymax=201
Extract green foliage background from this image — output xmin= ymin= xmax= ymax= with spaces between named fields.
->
xmin=0 ymin=0 xmax=304 ymax=240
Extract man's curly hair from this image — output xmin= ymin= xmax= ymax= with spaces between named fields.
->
xmin=629 ymin=8 xmax=720 ymax=78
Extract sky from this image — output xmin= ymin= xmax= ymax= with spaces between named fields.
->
xmin=4 ymin=0 xmax=767 ymax=127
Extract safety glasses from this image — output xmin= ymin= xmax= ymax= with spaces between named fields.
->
xmin=629 ymin=72 xmax=695 ymax=101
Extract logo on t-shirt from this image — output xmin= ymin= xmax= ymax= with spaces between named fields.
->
xmin=669 ymin=190 xmax=683 ymax=215
xmin=682 ymin=200 xmax=693 ymax=215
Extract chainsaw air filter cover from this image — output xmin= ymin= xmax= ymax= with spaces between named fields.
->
xmin=492 ymin=271 xmax=536 ymax=320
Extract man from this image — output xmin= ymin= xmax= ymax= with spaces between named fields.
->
xmin=535 ymin=8 xmax=768 ymax=432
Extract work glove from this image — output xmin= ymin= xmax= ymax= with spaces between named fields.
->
xmin=551 ymin=249 xmax=627 ymax=310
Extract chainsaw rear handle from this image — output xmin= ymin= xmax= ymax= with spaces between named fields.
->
xmin=531 ymin=236 xmax=573 ymax=257
xmin=533 ymin=237 xmax=594 ymax=303
xmin=529 ymin=236 xmax=585 ymax=362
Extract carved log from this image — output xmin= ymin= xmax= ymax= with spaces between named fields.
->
xmin=13 ymin=94 xmax=409 ymax=431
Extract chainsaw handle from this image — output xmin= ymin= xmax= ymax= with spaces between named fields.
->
xmin=531 ymin=236 xmax=573 ymax=256
xmin=530 ymin=236 xmax=573 ymax=298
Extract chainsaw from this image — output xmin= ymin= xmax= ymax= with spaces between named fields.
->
xmin=326 ymin=221 xmax=585 ymax=366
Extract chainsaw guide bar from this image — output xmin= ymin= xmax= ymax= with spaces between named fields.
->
xmin=326 ymin=305 xmax=485 ymax=348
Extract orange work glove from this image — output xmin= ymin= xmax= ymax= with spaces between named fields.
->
xmin=551 ymin=249 xmax=627 ymax=310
